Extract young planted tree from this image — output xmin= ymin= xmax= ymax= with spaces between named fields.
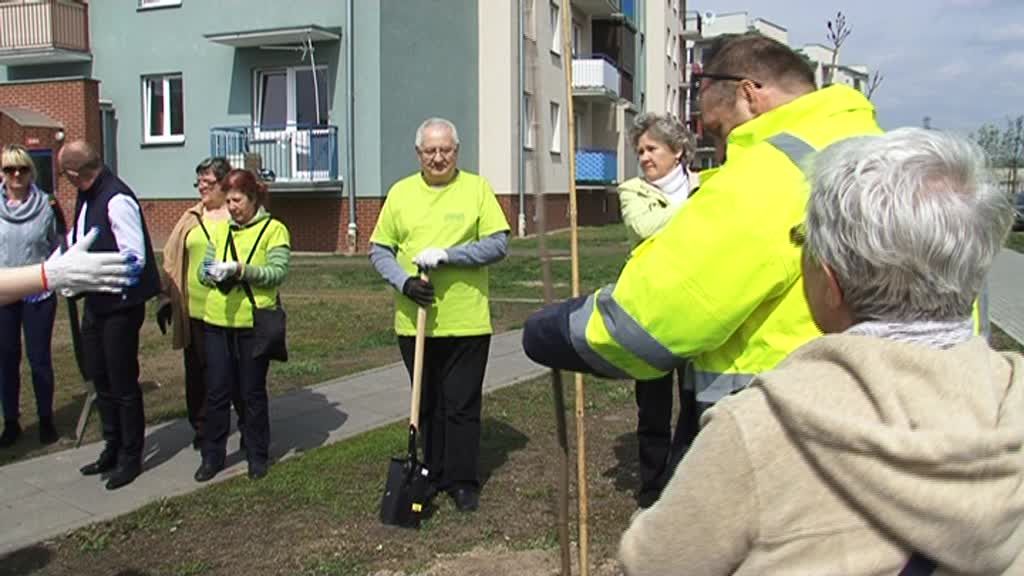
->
xmin=825 ymin=11 xmax=851 ymax=86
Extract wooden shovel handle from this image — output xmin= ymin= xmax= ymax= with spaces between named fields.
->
xmin=409 ymin=272 xmax=428 ymax=431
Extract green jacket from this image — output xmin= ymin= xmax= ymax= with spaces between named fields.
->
xmin=572 ymin=85 xmax=883 ymax=402
xmin=618 ymin=177 xmax=676 ymax=245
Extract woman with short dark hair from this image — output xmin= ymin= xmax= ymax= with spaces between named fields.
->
xmin=157 ymin=157 xmax=234 ymax=450
xmin=195 ymin=169 xmax=290 ymax=482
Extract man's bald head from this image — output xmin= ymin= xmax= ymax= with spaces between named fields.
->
xmin=58 ymin=140 xmax=103 ymax=190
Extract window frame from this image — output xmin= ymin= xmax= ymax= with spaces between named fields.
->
xmin=523 ymin=92 xmax=535 ymax=150
xmin=550 ymin=2 xmax=561 ymax=55
xmin=141 ymin=73 xmax=184 ymax=145
xmin=253 ymin=64 xmax=330 ymax=130
xmin=550 ymin=101 xmax=561 ymax=154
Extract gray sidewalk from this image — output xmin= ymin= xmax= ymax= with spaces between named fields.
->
xmin=0 ymin=329 xmax=546 ymax=556
xmin=989 ymin=249 xmax=1024 ymax=344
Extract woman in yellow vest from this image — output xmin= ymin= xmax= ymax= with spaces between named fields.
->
xmin=157 ymin=157 xmax=239 ymax=451
xmin=618 ymin=113 xmax=699 ymax=508
xmin=194 ymin=169 xmax=290 ymax=482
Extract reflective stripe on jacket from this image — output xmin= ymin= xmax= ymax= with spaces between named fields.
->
xmin=571 ymin=85 xmax=884 ymax=401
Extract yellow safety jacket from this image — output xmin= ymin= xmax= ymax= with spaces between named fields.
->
xmin=570 ymin=85 xmax=883 ymax=402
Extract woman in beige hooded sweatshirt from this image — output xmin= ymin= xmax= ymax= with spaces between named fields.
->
xmin=619 ymin=128 xmax=1024 ymax=575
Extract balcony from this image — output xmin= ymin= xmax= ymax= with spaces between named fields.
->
xmin=681 ymin=11 xmax=704 ymax=41
xmin=572 ymin=56 xmax=619 ymax=99
xmin=574 ymin=0 xmax=619 ymax=18
xmin=0 ymin=0 xmax=90 ymax=66
xmin=210 ymin=124 xmax=341 ymax=193
xmin=576 ymin=149 xmax=617 ymax=185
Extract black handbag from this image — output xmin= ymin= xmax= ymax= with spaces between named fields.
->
xmin=226 ymin=219 xmax=288 ymax=362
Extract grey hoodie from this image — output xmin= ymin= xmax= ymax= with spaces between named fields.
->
xmin=620 ymin=335 xmax=1024 ymax=575
xmin=0 ymin=183 xmax=58 ymax=269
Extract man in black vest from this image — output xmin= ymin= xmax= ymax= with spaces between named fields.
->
xmin=58 ymin=141 xmax=160 ymax=490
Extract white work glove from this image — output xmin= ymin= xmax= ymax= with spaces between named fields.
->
xmin=205 ymin=261 xmax=240 ymax=283
xmin=412 ymin=247 xmax=449 ymax=270
xmin=46 ymin=227 xmax=139 ymax=296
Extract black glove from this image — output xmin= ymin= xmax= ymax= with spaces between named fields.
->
xmin=156 ymin=301 xmax=172 ymax=335
xmin=402 ymin=276 xmax=435 ymax=307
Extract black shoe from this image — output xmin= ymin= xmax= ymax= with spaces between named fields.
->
xmin=105 ymin=464 xmax=141 ymax=490
xmin=247 ymin=461 xmax=268 ymax=481
xmin=194 ymin=460 xmax=223 ymax=483
xmin=0 ymin=421 xmax=21 ymax=448
xmin=39 ymin=419 xmax=59 ymax=445
xmin=452 ymin=487 xmax=479 ymax=512
xmin=80 ymin=449 xmax=118 ymax=476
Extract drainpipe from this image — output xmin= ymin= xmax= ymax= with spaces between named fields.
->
xmin=345 ymin=0 xmax=358 ymax=253
xmin=517 ymin=0 xmax=527 ymax=237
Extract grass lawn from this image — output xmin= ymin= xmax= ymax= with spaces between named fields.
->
xmin=1 ymin=374 xmax=642 ymax=576
xmin=0 ymin=226 xmax=632 ymax=466
xmin=1006 ymin=231 xmax=1024 ymax=254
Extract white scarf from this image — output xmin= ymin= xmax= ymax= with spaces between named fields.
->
xmin=845 ymin=318 xmax=976 ymax=349
xmin=651 ymin=164 xmax=690 ymax=206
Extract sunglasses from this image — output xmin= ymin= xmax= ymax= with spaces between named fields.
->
xmin=1 ymin=165 xmax=30 ymax=176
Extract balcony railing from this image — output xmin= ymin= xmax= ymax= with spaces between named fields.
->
xmin=210 ymin=124 xmax=339 ymax=183
xmin=576 ymin=149 xmax=617 ymax=184
xmin=572 ymin=56 xmax=620 ymax=99
xmin=0 ymin=0 xmax=90 ymax=64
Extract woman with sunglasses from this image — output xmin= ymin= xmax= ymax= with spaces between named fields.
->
xmin=0 ymin=144 xmax=61 ymax=447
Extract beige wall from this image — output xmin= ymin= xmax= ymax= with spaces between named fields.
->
xmin=478 ymin=0 xmax=517 ymax=197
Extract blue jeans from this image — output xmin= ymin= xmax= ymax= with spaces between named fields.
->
xmin=0 ymin=296 xmax=56 ymax=423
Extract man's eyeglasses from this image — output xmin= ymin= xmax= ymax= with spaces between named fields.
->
xmin=1 ymin=165 xmax=30 ymax=176
xmin=691 ymin=72 xmax=763 ymax=91
xmin=60 ymin=167 xmax=82 ymax=179
xmin=194 ymin=178 xmax=218 ymax=189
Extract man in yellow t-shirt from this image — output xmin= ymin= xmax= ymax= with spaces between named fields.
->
xmin=369 ymin=117 xmax=510 ymax=513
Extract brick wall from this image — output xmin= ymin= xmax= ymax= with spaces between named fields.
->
xmin=0 ymin=77 xmax=101 ymax=228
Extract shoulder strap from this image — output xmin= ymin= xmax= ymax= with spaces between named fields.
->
xmin=765 ymin=132 xmax=817 ymax=169
xmin=225 ymin=217 xmax=274 ymax=313
xmin=192 ymin=212 xmax=211 ymax=241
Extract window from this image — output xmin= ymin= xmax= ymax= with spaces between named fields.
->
xmin=550 ymin=2 xmax=561 ymax=55
xmin=142 ymin=74 xmax=184 ymax=144
xmin=666 ymin=28 xmax=672 ymax=58
xmin=138 ymin=0 xmax=182 ymax=8
xmin=255 ymin=66 xmax=328 ymax=128
xmin=572 ymin=22 xmax=582 ymax=56
xmin=523 ymin=93 xmax=535 ymax=149
xmin=550 ymin=101 xmax=561 ymax=153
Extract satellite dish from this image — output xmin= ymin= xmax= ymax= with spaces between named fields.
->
xmin=703 ymin=10 xmax=716 ymax=25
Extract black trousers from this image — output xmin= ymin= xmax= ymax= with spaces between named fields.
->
xmin=0 ymin=296 xmax=56 ymax=423
xmin=398 ymin=334 xmax=490 ymax=492
xmin=202 ymin=325 xmax=269 ymax=468
xmin=183 ymin=317 xmax=244 ymax=439
xmin=635 ymin=366 xmax=699 ymax=503
xmin=81 ymin=304 xmax=146 ymax=468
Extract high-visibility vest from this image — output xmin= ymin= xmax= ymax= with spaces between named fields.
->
xmin=570 ymin=85 xmax=884 ymax=402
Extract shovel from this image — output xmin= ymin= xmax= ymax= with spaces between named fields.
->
xmin=379 ymin=273 xmax=430 ymax=528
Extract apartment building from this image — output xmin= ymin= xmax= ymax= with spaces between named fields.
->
xmin=0 ymin=0 xmax=695 ymax=252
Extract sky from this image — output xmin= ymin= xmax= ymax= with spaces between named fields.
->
xmin=696 ymin=0 xmax=1024 ymax=133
